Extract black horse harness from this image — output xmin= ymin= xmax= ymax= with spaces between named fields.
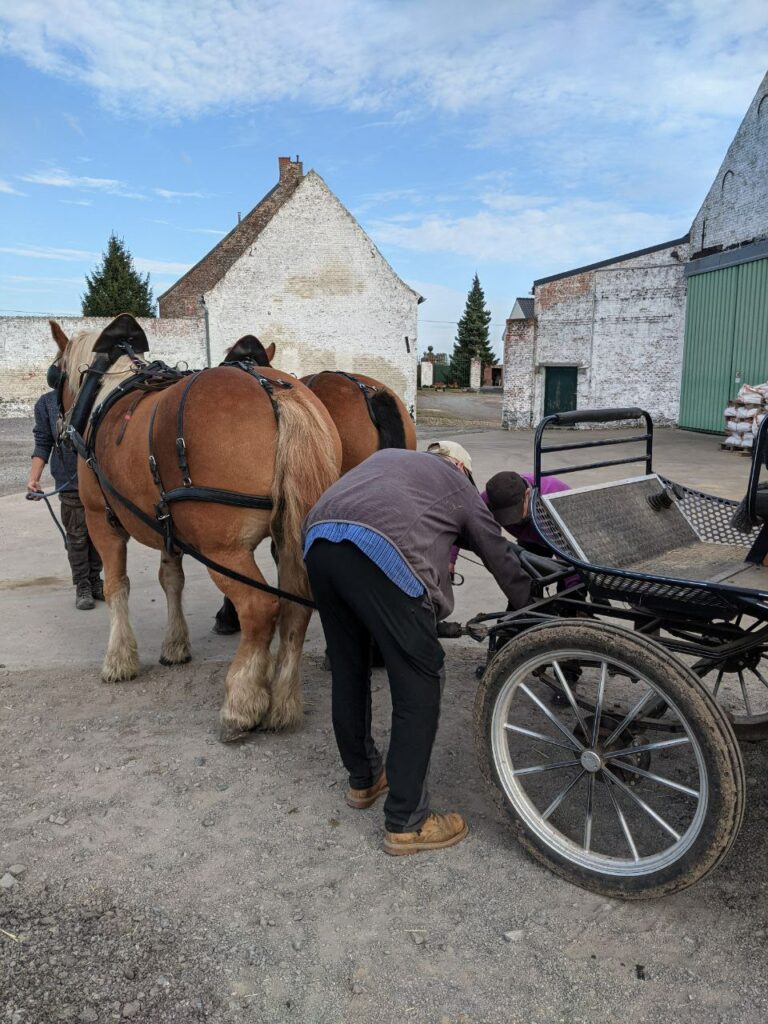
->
xmin=63 ymin=325 xmax=315 ymax=608
xmin=303 ymin=370 xmax=382 ymax=431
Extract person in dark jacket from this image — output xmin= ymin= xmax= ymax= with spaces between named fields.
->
xmin=27 ymin=387 xmax=103 ymax=610
xmin=303 ymin=443 xmax=531 ymax=857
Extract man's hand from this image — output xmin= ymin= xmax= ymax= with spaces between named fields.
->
xmin=26 ymin=474 xmax=43 ymax=493
xmin=449 ymin=561 xmax=456 ymax=575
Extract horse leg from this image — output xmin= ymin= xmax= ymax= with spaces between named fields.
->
xmin=208 ymin=559 xmax=279 ymax=742
xmin=86 ymin=514 xmax=140 ymax=683
xmin=262 ymin=543 xmax=311 ymax=731
xmin=158 ymin=552 xmax=191 ymax=665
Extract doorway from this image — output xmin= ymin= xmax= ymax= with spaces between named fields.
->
xmin=544 ymin=366 xmax=578 ymax=416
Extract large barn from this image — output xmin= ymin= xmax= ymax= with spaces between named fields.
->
xmin=502 ymin=72 xmax=768 ymax=431
xmin=159 ymin=157 xmax=421 ymax=413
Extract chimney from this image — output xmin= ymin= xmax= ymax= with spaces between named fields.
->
xmin=278 ymin=155 xmax=303 ymax=185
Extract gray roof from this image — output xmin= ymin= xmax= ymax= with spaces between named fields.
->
xmin=516 ymin=297 xmax=534 ymax=318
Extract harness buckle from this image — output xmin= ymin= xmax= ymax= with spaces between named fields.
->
xmin=148 ymin=454 xmax=162 ymax=487
xmin=176 ymin=437 xmax=192 ymax=487
xmin=156 ymin=500 xmax=171 ymax=522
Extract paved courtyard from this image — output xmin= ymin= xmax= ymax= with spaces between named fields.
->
xmin=1 ymin=420 xmax=767 ymax=1023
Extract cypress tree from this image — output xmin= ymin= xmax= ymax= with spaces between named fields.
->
xmin=81 ymin=233 xmax=155 ymax=317
xmin=449 ymin=273 xmax=494 ymax=386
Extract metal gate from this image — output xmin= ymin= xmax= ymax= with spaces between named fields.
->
xmin=679 ymin=256 xmax=768 ymax=432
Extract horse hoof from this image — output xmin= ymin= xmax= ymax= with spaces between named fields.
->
xmin=219 ymin=720 xmax=252 ymax=744
xmin=212 ymin=622 xmax=240 ymax=636
xmin=159 ymin=653 xmax=192 ymax=666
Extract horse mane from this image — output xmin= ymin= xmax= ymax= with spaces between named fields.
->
xmin=371 ymin=390 xmax=407 ymax=449
xmin=62 ymin=328 xmax=137 ymax=404
xmin=223 ymin=335 xmax=271 ymax=367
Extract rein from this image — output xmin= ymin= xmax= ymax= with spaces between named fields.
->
xmin=63 ymin=348 xmax=317 ymax=609
xmin=25 ymin=473 xmax=79 ymax=550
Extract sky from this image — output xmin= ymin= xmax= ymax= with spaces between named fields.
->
xmin=1 ymin=2 xmax=767 ymax=359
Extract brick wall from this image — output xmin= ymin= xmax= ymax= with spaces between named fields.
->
xmin=503 ymin=242 xmax=689 ymax=428
xmin=0 ymin=316 xmax=206 ymax=416
xmin=203 ymin=171 xmax=419 ymax=412
xmin=690 ymin=73 xmax=768 ymax=255
xmin=502 ymin=318 xmax=535 ymax=428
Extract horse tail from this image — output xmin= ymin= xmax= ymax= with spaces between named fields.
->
xmin=371 ymin=389 xmax=407 ymax=450
xmin=270 ymin=391 xmax=340 ymax=581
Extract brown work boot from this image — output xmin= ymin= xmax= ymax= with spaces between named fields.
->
xmin=346 ymin=771 xmax=388 ymax=810
xmin=383 ymin=812 xmax=468 ymax=856
xmin=75 ymin=582 xmax=95 ymax=610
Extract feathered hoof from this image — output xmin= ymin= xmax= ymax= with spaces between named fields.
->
xmin=261 ymin=698 xmax=304 ymax=732
xmin=159 ymin=643 xmax=192 ymax=666
xmin=218 ymin=718 xmax=255 ymax=744
xmin=101 ymin=662 xmax=139 ymax=684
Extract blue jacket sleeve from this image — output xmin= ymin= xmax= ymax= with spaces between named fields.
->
xmin=32 ymin=395 xmax=54 ymax=462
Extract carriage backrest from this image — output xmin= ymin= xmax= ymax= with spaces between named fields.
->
xmin=542 ymin=474 xmax=699 ymax=569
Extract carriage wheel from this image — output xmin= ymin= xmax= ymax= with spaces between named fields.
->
xmin=694 ymin=641 xmax=768 ymax=743
xmin=474 ymin=620 xmax=745 ymax=899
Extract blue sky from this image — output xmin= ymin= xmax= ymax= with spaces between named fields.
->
xmin=1 ymin=2 xmax=766 ymax=359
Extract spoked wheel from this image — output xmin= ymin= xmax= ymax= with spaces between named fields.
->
xmin=474 ymin=620 xmax=745 ymax=899
xmin=693 ymin=640 xmax=768 ymax=742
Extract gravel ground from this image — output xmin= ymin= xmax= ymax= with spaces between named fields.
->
xmin=2 ymin=647 xmax=768 ymax=1024
xmin=0 ymin=417 xmax=33 ymax=497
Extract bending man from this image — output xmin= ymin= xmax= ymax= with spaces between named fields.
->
xmin=303 ymin=443 xmax=531 ymax=857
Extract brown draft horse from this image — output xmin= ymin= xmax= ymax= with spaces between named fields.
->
xmin=213 ymin=339 xmax=416 ymax=634
xmin=50 ymin=316 xmax=342 ymax=741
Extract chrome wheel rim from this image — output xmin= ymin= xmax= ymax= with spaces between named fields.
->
xmin=491 ymin=649 xmax=709 ymax=877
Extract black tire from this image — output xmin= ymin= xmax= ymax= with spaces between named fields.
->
xmin=474 ymin=619 xmax=746 ymax=899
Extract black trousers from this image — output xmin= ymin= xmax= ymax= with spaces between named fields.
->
xmin=59 ymin=492 xmax=102 ymax=586
xmin=305 ymin=540 xmax=444 ymax=833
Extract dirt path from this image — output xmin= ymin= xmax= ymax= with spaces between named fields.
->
xmin=2 ymin=649 xmax=768 ymax=1024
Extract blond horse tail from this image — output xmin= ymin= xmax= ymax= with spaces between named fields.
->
xmin=270 ymin=392 xmax=340 ymax=589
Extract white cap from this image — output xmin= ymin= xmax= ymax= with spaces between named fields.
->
xmin=426 ymin=439 xmax=473 ymax=472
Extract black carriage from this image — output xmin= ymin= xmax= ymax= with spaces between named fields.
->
xmin=467 ymin=408 xmax=768 ymax=899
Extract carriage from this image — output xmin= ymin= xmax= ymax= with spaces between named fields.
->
xmin=467 ymin=408 xmax=768 ymax=899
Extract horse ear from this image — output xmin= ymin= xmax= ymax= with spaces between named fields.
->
xmin=49 ymin=320 xmax=69 ymax=354
xmin=265 ymin=343 xmax=276 ymax=362
xmin=93 ymin=313 xmax=149 ymax=354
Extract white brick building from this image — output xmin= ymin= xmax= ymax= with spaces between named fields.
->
xmin=160 ymin=158 xmax=421 ymax=413
xmin=503 ymin=71 xmax=768 ymax=430
xmin=0 ymin=158 xmax=421 ymax=416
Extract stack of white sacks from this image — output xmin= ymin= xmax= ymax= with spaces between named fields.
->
xmin=723 ymin=384 xmax=768 ymax=450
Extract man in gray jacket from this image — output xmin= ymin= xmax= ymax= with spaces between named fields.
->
xmin=303 ymin=442 xmax=531 ymax=856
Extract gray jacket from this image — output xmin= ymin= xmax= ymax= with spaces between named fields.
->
xmin=303 ymin=449 xmax=531 ymax=619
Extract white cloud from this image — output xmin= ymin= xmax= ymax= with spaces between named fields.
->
xmin=186 ymin=228 xmax=226 ymax=236
xmin=0 ymin=179 xmax=24 ymax=195
xmin=0 ymin=244 xmax=97 ymax=261
xmin=21 ymin=168 xmax=144 ymax=198
xmin=370 ymin=197 xmax=680 ymax=271
xmin=63 ymin=112 xmax=85 ymax=137
xmin=133 ymin=257 xmax=189 ymax=275
xmin=0 ymin=244 xmax=189 ymax=276
xmin=155 ymin=188 xmax=207 ymax=199
xmin=0 ymin=0 xmax=764 ymax=135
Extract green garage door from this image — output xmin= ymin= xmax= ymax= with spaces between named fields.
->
xmin=679 ymin=256 xmax=768 ymax=432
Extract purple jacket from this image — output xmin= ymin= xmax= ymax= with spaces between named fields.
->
xmin=450 ymin=473 xmax=570 ymax=564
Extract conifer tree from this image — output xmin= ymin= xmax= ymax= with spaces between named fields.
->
xmin=81 ymin=233 xmax=155 ymax=317
xmin=449 ymin=273 xmax=494 ymax=386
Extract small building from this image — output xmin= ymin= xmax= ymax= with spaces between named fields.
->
xmin=159 ymin=157 xmax=421 ymax=412
xmin=502 ymin=72 xmax=768 ymax=430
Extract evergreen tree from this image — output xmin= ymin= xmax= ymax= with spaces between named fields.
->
xmin=449 ymin=273 xmax=494 ymax=386
xmin=81 ymin=233 xmax=155 ymax=317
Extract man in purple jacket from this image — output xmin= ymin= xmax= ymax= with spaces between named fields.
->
xmin=450 ymin=470 xmax=570 ymax=573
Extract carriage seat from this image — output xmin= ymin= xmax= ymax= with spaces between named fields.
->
xmin=541 ymin=473 xmax=767 ymax=591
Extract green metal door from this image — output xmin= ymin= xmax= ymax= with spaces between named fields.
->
xmin=678 ymin=267 xmax=739 ymax=432
xmin=544 ymin=366 xmax=578 ymax=416
xmin=679 ymin=257 xmax=768 ymax=432
xmin=731 ymin=257 xmax=768 ymax=395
